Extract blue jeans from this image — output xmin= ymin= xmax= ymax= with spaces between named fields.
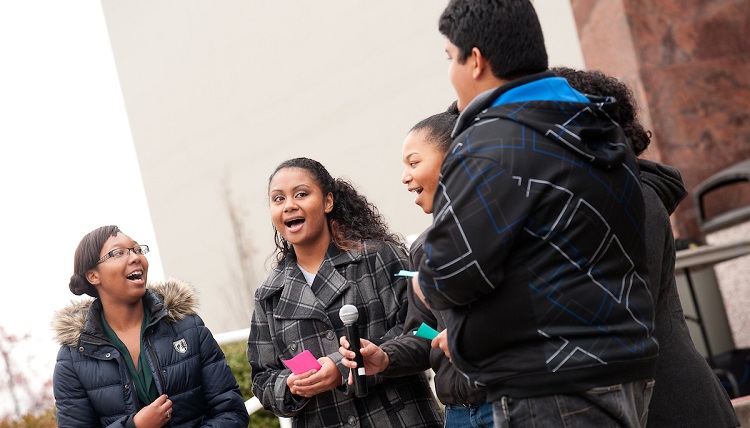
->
xmin=445 ymin=402 xmax=494 ymax=428
xmin=492 ymin=380 xmax=655 ymax=427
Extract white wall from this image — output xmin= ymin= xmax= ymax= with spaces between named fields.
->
xmin=101 ymin=0 xmax=585 ymax=332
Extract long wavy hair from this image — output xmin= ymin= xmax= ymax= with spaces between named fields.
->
xmin=268 ymin=157 xmax=404 ymax=265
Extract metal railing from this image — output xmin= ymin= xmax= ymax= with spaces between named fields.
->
xmin=214 ymin=328 xmax=292 ymax=428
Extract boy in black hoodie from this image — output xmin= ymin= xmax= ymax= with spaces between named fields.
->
xmin=412 ymin=1 xmax=659 ymax=426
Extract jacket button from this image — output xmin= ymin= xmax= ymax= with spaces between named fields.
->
xmin=348 ymin=415 xmax=357 ymax=426
xmin=105 ymin=353 xmax=111 ymax=358
xmin=124 ymin=384 xmax=130 ymax=390
xmin=78 ymin=347 xmax=84 ymax=352
xmin=326 ymin=331 xmax=335 ymax=340
xmin=290 ymin=343 xmax=297 ymax=351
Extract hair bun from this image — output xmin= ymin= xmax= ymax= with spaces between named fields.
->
xmin=446 ymin=100 xmax=460 ymax=115
xmin=69 ymin=274 xmax=89 ymax=296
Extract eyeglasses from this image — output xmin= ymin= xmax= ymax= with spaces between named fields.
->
xmin=97 ymin=245 xmax=150 ymax=264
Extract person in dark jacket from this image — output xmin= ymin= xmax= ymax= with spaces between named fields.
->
xmin=412 ymin=1 xmax=659 ymax=426
xmin=554 ymin=66 xmax=740 ymax=428
xmin=247 ymin=158 xmax=443 ymax=428
xmin=340 ymin=105 xmax=494 ymax=427
xmin=52 ymin=225 xmax=248 ymax=428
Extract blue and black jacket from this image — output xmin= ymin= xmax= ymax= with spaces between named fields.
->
xmin=418 ymin=71 xmax=659 ymax=400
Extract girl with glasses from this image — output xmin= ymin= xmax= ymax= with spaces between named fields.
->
xmin=52 ymin=225 xmax=249 ymax=428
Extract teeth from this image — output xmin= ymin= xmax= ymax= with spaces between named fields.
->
xmin=285 ymin=218 xmax=304 ymax=227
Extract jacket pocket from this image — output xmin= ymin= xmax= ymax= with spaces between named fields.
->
xmin=443 ymin=308 xmax=480 ymax=375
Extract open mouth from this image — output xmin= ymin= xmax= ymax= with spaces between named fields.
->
xmin=284 ymin=217 xmax=305 ymax=228
xmin=126 ymin=270 xmax=143 ymax=281
xmin=409 ymin=187 xmax=423 ymax=195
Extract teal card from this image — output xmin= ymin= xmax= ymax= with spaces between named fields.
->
xmin=413 ymin=323 xmax=439 ymax=341
xmin=395 ymin=270 xmax=417 ymax=277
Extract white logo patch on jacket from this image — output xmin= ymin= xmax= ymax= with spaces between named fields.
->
xmin=173 ymin=338 xmax=188 ymax=354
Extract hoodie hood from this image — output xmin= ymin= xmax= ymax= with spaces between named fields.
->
xmin=456 ymin=71 xmax=631 ymax=170
xmin=51 ymin=278 xmax=198 ymax=347
xmin=638 ymin=159 xmax=688 ymax=214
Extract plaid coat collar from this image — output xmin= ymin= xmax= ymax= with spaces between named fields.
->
xmin=257 ymin=242 xmax=364 ymax=324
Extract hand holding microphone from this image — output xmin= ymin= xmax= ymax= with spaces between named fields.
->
xmin=339 ymin=304 xmax=368 ymax=398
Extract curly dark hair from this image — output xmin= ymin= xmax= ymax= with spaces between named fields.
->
xmin=552 ymin=67 xmax=651 ymax=156
xmin=69 ymin=225 xmax=121 ymax=298
xmin=268 ymin=158 xmax=404 ymax=265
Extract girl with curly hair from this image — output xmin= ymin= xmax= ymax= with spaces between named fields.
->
xmin=247 ymin=157 xmax=443 ymax=427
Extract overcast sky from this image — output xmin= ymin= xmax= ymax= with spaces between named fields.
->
xmin=0 ymin=1 xmax=164 ymax=416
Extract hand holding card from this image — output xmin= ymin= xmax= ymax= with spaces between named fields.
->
xmin=282 ymin=350 xmax=322 ymax=374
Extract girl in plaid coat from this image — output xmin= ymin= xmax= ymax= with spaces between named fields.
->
xmin=247 ymin=157 xmax=443 ymax=427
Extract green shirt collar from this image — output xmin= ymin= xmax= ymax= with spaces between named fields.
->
xmin=101 ymin=305 xmax=158 ymax=406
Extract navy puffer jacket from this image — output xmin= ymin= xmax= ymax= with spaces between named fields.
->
xmin=52 ymin=279 xmax=249 ymax=427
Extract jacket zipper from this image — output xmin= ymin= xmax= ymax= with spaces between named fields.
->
xmin=132 ymin=382 xmax=142 ymax=409
xmin=145 ymin=332 xmax=167 ymax=394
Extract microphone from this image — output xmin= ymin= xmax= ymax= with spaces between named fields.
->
xmin=339 ymin=304 xmax=368 ymax=398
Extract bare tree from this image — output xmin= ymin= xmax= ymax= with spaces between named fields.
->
xmin=222 ymin=179 xmax=261 ymax=323
xmin=0 ymin=326 xmax=54 ymax=420
xmin=0 ymin=327 xmax=23 ymax=419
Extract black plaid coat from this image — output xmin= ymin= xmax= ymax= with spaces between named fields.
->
xmin=247 ymin=241 xmax=443 ymax=428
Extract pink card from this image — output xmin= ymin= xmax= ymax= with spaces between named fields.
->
xmin=282 ymin=350 xmax=322 ymax=374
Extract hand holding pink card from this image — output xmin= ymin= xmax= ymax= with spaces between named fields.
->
xmin=282 ymin=349 xmax=322 ymax=375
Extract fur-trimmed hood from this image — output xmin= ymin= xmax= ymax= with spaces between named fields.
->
xmin=51 ymin=278 xmax=198 ymax=347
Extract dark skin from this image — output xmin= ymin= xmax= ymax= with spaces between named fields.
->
xmin=86 ymin=233 xmax=173 ymax=427
xmin=133 ymin=395 xmax=173 ymax=427
xmin=338 ymin=329 xmax=452 ymax=384
xmin=286 ymin=357 xmax=342 ymax=398
xmin=270 ymin=169 xmax=344 ymax=398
